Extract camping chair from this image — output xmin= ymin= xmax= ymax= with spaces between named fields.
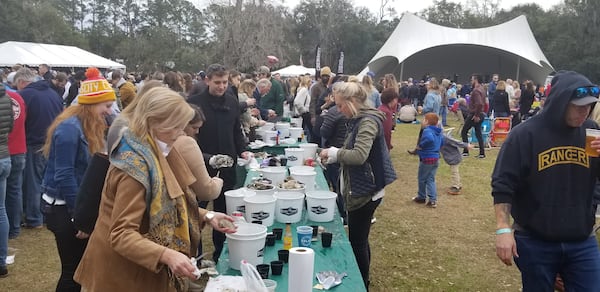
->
xmin=491 ymin=117 xmax=512 ymax=147
xmin=469 ymin=117 xmax=492 ymax=149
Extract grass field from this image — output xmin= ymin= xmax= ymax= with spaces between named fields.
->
xmin=3 ymin=116 xmax=523 ymax=291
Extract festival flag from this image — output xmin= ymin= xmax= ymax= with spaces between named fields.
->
xmin=315 ymin=45 xmax=321 ymax=79
xmin=337 ymin=51 xmax=344 ymax=74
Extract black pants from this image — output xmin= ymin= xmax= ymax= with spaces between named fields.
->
xmin=461 ymin=113 xmax=484 ymax=155
xmin=325 ymin=163 xmax=346 ymax=222
xmin=348 ymin=198 xmax=381 ymax=291
xmin=43 ymin=202 xmax=87 ymax=292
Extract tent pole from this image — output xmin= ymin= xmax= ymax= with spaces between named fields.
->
xmin=399 ymin=62 xmax=404 ymax=81
xmin=516 ymin=57 xmax=520 ymax=82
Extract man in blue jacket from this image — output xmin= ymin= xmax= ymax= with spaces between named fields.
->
xmin=492 ymin=71 xmax=600 ymax=291
xmin=14 ymin=68 xmax=63 ymax=229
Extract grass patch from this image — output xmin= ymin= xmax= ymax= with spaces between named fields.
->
xmin=3 ymin=116 xmax=522 ymax=291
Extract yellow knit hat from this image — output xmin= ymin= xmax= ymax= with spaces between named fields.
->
xmin=77 ymin=67 xmax=116 ymax=105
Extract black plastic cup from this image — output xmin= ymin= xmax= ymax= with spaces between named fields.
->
xmin=280 ymin=157 xmax=288 ymax=166
xmin=311 ymin=225 xmax=319 ymax=237
xmin=270 ymin=260 xmax=284 ymax=275
xmin=266 ymin=234 xmax=276 ymax=246
xmin=277 ymin=249 xmax=289 ymax=263
xmin=322 ymin=232 xmax=333 ymax=248
xmin=272 ymin=228 xmax=283 ymax=240
xmin=256 ymin=264 xmax=270 ymax=279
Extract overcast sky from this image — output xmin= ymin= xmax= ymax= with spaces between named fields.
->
xmin=191 ymin=0 xmax=565 ymax=17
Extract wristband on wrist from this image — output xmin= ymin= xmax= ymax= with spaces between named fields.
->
xmin=495 ymin=228 xmax=512 ymax=235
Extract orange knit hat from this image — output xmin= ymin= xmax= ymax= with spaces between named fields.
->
xmin=77 ymin=67 xmax=116 ymax=105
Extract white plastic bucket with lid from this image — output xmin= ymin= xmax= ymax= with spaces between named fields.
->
xmin=263 ymin=130 xmax=278 ymax=146
xmin=261 ymin=122 xmax=275 ymax=131
xmin=305 ymin=190 xmax=338 ymax=222
xmin=289 ymin=165 xmax=315 ymax=174
xmin=226 ymin=223 xmax=267 ymax=270
xmin=224 ymin=188 xmax=256 ymax=215
xmin=289 ymin=127 xmax=303 ymax=141
xmin=299 ymin=143 xmax=318 ymax=159
xmin=259 ymin=167 xmax=287 ymax=185
xmin=274 ymin=192 xmax=305 ymax=223
xmin=290 ymin=117 xmax=303 ymax=128
xmin=275 ymin=122 xmax=291 ymax=138
xmin=243 ymin=195 xmax=277 ymax=226
xmin=284 ymin=148 xmax=305 ymax=167
xmin=255 ymin=128 xmax=266 ymax=141
xmin=290 ymin=170 xmax=316 ymax=192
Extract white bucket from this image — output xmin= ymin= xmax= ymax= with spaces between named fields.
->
xmin=299 ymin=143 xmax=318 ymax=159
xmin=259 ymin=167 xmax=287 ymax=185
xmin=263 ymin=130 xmax=278 ymax=146
xmin=255 ymin=128 xmax=265 ymax=141
xmin=289 ymin=127 xmax=303 ymax=141
xmin=243 ymin=195 xmax=277 ymax=226
xmin=290 ymin=170 xmax=316 ymax=192
xmin=274 ymin=192 xmax=305 ymax=223
xmin=226 ymin=223 xmax=267 ymax=270
xmin=305 ymin=190 xmax=338 ymax=222
xmin=224 ymin=188 xmax=256 ymax=215
xmin=290 ymin=117 xmax=303 ymax=128
xmin=275 ymin=122 xmax=291 ymax=138
xmin=289 ymin=165 xmax=315 ymax=174
xmin=285 ymin=148 xmax=305 ymax=167
xmin=261 ymin=122 xmax=275 ymax=131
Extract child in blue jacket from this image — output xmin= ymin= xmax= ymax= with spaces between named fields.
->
xmin=413 ymin=113 xmax=443 ymax=208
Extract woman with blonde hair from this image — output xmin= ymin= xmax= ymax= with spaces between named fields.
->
xmin=41 ymin=68 xmax=116 ymax=291
xmin=491 ymin=80 xmax=510 ymax=117
xmin=362 ymin=75 xmax=381 ymax=108
xmin=75 ymin=87 xmax=235 ymax=291
xmin=382 ymin=74 xmax=399 ymax=93
xmin=319 ymin=81 xmax=396 ymax=290
xmin=238 ymin=79 xmax=264 ymax=135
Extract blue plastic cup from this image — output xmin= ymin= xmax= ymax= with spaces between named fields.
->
xmin=296 ymin=226 xmax=313 ymax=247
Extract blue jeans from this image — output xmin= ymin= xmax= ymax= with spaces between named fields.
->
xmin=514 ymin=231 xmax=600 ymax=291
xmin=0 ymin=157 xmax=12 ymax=267
xmin=417 ymin=161 xmax=439 ymax=202
xmin=23 ymin=145 xmax=45 ymax=227
xmin=6 ymin=154 xmax=25 ymax=238
xmin=439 ymin=105 xmax=448 ymax=126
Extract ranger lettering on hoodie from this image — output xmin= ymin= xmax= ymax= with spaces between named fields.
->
xmin=538 ymin=146 xmax=589 ymax=171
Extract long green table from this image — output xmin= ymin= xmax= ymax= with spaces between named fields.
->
xmin=217 ymin=166 xmax=367 ymax=292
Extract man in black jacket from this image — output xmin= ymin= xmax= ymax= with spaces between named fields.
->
xmin=492 ymin=71 xmax=600 ymax=291
xmin=188 ymin=64 xmax=250 ymax=262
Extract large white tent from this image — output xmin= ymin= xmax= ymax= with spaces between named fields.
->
xmin=0 ymin=41 xmax=125 ymax=69
xmin=360 ymin=13 xmax=554 ymax=85
xmin=272 ymin=65 xmax=315 ymax=77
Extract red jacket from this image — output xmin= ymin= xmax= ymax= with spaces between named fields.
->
xmin=378 ymin=104 xmax=395 ymax=150
xmin=7 ymin=90 xmax=26 ymax=155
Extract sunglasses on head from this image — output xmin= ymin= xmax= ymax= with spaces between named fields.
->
xmin=574 ymin=86 xmax=600 ymax=99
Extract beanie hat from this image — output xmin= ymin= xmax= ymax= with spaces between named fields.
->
xmin=320 ymin=66 xmax=332 ymax=76
xmin=78 ymin=67 xmax=116 ymax=105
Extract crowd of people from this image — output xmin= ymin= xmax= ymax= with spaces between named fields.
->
xmin=1 ymin=62 xmax=600 ymax=292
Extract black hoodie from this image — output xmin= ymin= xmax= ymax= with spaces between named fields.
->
xmin=492 ymin=71 xmax=600 ymax=241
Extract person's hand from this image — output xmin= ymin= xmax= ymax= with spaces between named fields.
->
xmin=209 ymin=212 xmax=238 ymax=233
xmin=75 ymin=230 xmax=89 ymax=239
xmin=250 ymin=108 xmax=260 ymax=117
xmin=246 ymin=98 xmax=256 ymax=106
xmin=495 ymin=232 xmax=518 ymax=266
xmin=268 ymin=110 xmax=277 ymax=118
xmin=319 ymin=148 xmax=329 ymax=163
xmin=257 ymin=120 xmax=266 ymax=126
xmin=159 ymin=248 xmax=197 ymax=279
xmin=472 ymin=115 xmax=481 ymax=122
xmin=591 ymin=136 xmax=600 ymax=153
xmin=467 ymin=144 xmax=475 ymax=150
xmin=240 ymin=151 xmax=252 ymax=160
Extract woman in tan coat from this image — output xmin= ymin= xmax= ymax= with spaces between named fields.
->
xmin=74 ymin=87 xmax=235 ymax=291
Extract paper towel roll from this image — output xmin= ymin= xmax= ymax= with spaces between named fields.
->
xmin=288 ymin=247 xmax=315 ymax=292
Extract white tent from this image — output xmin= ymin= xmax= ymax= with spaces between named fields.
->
xmin=272 ymin=65 xmax=315 ymax=77
xmin=360 ymin=13 xmax=554 ymax=85
xmin=0 ymin=41 xmax=125 ymax=69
